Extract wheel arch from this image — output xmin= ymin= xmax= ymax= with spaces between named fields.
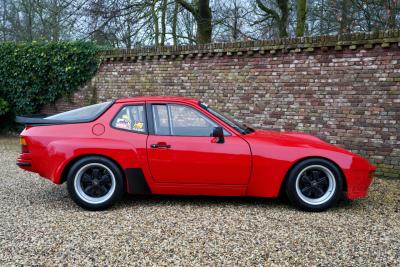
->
xmin=60 ymin=154 xmax=126 ymax=188
xmin=278 ymin=156 xmax=348 ymax=197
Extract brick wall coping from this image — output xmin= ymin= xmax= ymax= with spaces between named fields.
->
xmin=101 ymin=30 xmax=400 ymax=61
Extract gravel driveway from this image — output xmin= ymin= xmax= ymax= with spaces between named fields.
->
xmin=0 ymin=137 xmax=399 ymax=266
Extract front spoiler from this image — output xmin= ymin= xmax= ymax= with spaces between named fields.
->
xmin=16 ymin=161 xmax=32 ymax=167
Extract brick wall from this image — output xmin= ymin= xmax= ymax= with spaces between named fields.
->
xmin=41 ymin=31 xmax=400 ymax=178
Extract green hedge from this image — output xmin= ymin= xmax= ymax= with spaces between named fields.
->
xmin=0 ymin=41 xmax=100 ymax=131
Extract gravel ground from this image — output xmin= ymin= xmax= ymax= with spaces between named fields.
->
xmin=0 ymin=137 xmax=399 ymax=266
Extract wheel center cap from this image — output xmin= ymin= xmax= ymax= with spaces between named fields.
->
xmin=93 ymin=179 xmax=99 ymax=186
xmin=311 ymin=181 xmax=317 ymax=186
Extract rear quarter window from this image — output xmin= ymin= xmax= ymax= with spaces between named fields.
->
xmin=45 ymin=101 xmax=113 ymax=122
xmin=111 ymin=105 xmax=146 ymax=133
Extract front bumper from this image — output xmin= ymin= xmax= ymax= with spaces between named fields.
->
xmin=345 ymin=163 xmax=376 ymax=199
xmin=16 ymin=161 xmax=32 ymax=167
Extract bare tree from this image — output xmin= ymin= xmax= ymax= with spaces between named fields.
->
xmin=151 ymin=0 xmax=160 ymax=45
xmin=296 ymin=0 xmax=307 ymax=36
xmin=160 ymin=0 xmax=167 ymax=44
xmin=256 ymin=0 xmax=289 ymax=38
xmin=0 ymin=0 xmax=399 ymax=47
xmin=175 ymin=0 xmax=212 ymax=44
xmin=172 ymin=0 xmax=179 ymax=44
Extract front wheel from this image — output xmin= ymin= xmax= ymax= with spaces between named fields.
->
xmin=285 ymin=158 xmax=343 ymax=211
xmin=67 ymin=156 xmax=124 ymax=210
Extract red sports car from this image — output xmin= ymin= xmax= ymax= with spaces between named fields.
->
xmin=16 ymin=96 xmax=375 ymax=211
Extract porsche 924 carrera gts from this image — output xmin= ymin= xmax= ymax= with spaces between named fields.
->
xmin=16 ymin=96 xmax=375 ymax=211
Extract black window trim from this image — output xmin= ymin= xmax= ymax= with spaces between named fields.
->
xmin=110 ymin=103 xmax=148 ymax=135
xmin=146 ymin=103 xmax=155 ymax=134
xmin=147 ymin=102 xmax=231 ymax=137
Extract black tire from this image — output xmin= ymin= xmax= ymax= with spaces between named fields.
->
xmin=67 ymin=156 xmax=124 ymax=210
xmin=285 ymin=158 xmax=343 ymax=212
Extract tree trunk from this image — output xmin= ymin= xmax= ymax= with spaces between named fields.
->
xmin=160 ymin=0 xmax=167 ymax=45
xmin=172 ymin=1 xmax=178 ymax=45
xmin=51 ymin=0 xmax=61 ymax=41
xmin=256 ymin=0 xmax=288 ymax=38
xmin=232 ymin=0 xmax=239 ymax=41
xmin=319 ymin=0 xmax=324 ymax=34
xmin=176 ymin=0 xmax=212 ymax=44
xmin=386 ymin=0 xmax=397 ymax=29
xmin=339 ymin=0 xmax=350 ymax=33
xmin=151 ymin=0 xmax=159 ymax=46
xmin=126 ymin=14 xmax=132 ymax=49
xmin=21 ymin=0 xmax=34 ymax=41
xmin=277 ymin=0 xmax=288 ymax=38
xmin=196 ymin=0 xmax=212 ymax=44
xmin=296 ymin=0 xmax=307 ymax=37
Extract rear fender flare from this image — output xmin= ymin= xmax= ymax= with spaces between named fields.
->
xmin=49 ymin=139 xmax=142 ymax=184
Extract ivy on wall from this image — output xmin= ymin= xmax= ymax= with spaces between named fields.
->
xmin=0 ymin=41 xmax=100 ymax=130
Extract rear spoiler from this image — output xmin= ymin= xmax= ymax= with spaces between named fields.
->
xmin=15 ymin=100 xmax=115 ymax=126
xmin=15 ymin=115 xmax=70 ymax=126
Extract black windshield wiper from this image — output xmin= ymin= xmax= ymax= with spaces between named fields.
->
xmin=242 ymin=124 xmax=255 ymax=134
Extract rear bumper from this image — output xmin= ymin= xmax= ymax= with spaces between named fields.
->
xmin=16 ymin=154 xmax=34 ymax=171
xmin=17 ymin=152 xmax=63 ymax=184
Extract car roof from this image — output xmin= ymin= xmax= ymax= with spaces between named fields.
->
xmin=115 ymin=96 xmax=199 ymax=104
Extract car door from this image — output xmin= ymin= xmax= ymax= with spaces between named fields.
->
xmin=146 ymin=102 xmax=252 ymax=185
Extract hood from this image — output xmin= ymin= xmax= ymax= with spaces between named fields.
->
xmin=249 ymin=129 xmax=325 ymax=143
xmin=245 ymin=129 xmax=357 ymax=155
xmin=243 ymin=130 xmax=376 ymax=170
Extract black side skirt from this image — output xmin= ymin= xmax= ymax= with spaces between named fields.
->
xmin=125 ymin=168 xmax=151 ymax=194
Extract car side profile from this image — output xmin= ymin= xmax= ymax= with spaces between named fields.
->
xmin=16 ymin=96 xmax=375 ymax=211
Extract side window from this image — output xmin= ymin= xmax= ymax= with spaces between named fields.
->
xmin=112 ymin=105 xmax=146 ymax=133
xmin=169 ymin=104 xmax=218 ymax=136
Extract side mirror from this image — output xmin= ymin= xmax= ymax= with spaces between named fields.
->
xmin=212 ymin=126 xmax=224 ymax=143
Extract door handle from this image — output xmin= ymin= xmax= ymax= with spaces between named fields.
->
xmin=150 ymin=143 xmax=171 ymax=149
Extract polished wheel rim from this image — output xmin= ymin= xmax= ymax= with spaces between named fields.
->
xmin=74 ymin=163 xmax=116 ymax=204
xmin=295 ymin=165 xmax=336 ymax=205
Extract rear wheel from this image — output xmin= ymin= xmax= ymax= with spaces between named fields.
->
xmin=285 ymin=158 xmax=343 ymax=211
xmin=67 ymin=156 xmax=124 ymax=210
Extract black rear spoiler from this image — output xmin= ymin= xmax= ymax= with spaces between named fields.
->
xmin=15 ymin=116 xmax=70 ymax=126
xmin=15 ymin=100 xmax=115 ymax=126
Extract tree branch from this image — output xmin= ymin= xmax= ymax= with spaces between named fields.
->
xmin=255 ymin=0 xmax=279 ymax=21
xmin=175 ymin=0 xmax=197 ymax=17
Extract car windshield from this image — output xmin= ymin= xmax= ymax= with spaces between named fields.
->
xmin=199 ymin=102 xmax=254 ymax=135
xmin=45 ymin=101 xmax=112 ymax=121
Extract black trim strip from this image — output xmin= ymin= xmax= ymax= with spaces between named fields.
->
xmin=16 ymin=162 xmax=31 ymax=167
xmin=125 ymin=168 xmax=151 ymax=194
xmin=146 ymin=103 xmax=155 ymax=135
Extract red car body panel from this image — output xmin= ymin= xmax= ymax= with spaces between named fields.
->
xmin=242 ymin=130 xmax=375 ymax=198
xmin=17 ymin=96 xmax=375 ymax=199
xmin=146 ymin=135 xmax=251 ymax=185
